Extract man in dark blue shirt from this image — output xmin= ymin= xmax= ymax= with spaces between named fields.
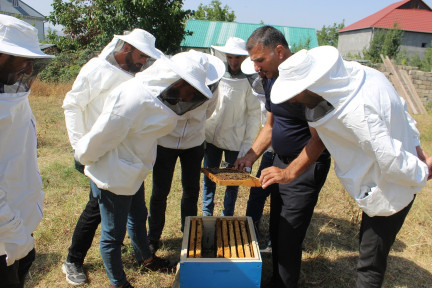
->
xmin=235 ymin=26 xmax=331 ymax=288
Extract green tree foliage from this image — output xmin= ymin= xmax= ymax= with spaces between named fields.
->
xmin=38 ymin=48 xmax=97 ymax=83
xmin=316 ymin=21 xmax=345 ymax=47
xmin=47 ymin=0 xmax=191 ymax=54
xmin=420 ymin=41 xmax=432 ymax=72
xmin=364 ymin=29 xmax=386 ymax=63
xmin=382 ymin=24 xmax=403 ymax=58
xmin=191 ymin=0 xmax=235 ymax=22
xmin=364 ymin=24 xmax=403 ymax=63
xmin=290 ymin=38 xmax=313 ymax=53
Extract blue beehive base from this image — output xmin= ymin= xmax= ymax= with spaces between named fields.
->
xmin=179 ymin=216 xmax=262 ymax=288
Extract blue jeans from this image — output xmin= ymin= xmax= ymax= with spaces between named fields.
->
xmin=91 ymin=181 xmax=151 ymax=287
xmin=202 ymin=142 xmax=239 ymax=216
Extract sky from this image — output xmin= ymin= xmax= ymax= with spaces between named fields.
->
xmin=22 ymin=0 xmax=432 ymax=30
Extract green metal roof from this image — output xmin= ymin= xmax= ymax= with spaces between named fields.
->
xmin=181 ymin=20 xmax=318 ymax=49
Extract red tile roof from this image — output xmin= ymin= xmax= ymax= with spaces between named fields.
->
xmin=339 ymin=0 xmax=432 ymax=33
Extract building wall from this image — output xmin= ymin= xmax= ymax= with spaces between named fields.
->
xmin=22 ymin=17 xmax=45 ymax=40
xmin=338 ymin=29 xmax=373 ymax=57
xmin=338 ymin=29 xmax=432 ymax=60
xmin=400 ymin=31 xmax=432 ymax=59
xmin=0 ymin=12 xmax=45 ymax=40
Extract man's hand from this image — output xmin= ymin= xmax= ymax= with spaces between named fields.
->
xmin=426 ymin=156 xmax=432 ymax=180
xmin=260 ymin=166 xmax=290 ymax=188
xmin=234 ymin=155 xmax=254 ymax=172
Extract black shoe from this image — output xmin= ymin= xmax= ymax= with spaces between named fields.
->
xmin=141 ymin=256 xmax=175 ymax=273
xmin=110 ymin=281 xmax=134 ymax=288
xmin=62 ymin=261 xmax=87 ymax=286
xmin=260 ymin=240 xmax=272 ymax=253
xmin=148 ymin=239 xmax=160 ymax=255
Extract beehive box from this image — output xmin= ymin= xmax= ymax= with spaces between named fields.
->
xmin=179 ymin=216 xmax=262 ymax=288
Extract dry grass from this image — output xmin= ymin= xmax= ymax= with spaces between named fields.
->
xmin=25 ymin=79 xmax=432 ymax=287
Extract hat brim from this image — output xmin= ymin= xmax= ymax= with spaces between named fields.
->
xmin=241 ymin=57 xmax=256 ymax=75
xmin=271 ymin=46 xmax=340 ymax=104
xmin=206 ymin=54 xmax=225 ymax=85
xmin=163 ymin=57 xmax=213 ymax=99
xmin=211 ymin=45 xmax=249 ymax=56
xmin=0 ymin=42 xmax=54 ymax=58
xmin=115 ymin=34 xmax=164 ymax=60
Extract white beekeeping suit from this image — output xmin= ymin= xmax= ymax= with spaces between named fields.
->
xmin=62 ymin=29 xmax=163 ymax=149
xmin=0 ymin=15 xmax=54 ymax=266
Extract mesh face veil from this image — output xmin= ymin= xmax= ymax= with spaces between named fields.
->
xmin=2 ymin=58 xmax=52 ymax=93
xmin=246 ymin=73 xmax=265 ymax=96
xmin=157 ymin=79 xmax=209 ymax=115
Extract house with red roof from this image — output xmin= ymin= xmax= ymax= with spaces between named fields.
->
xmin=338 ymin=0 xmax=432 ymax=59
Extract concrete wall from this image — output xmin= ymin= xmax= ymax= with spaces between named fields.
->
xmin=22 ymin=17 xmax=45 ymax=40
xmin=338 ymin=29 xmax=372 ymax=57
xmin=400 ymin=31 xmax=432 ymax=59
xmin=338 ymin=29 xmax=432 ymax=60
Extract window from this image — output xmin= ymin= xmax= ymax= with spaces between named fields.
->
xmin=421 ymin=43 xmax=427 ymax=48
xmin=13 ymin=0 xmax=19 ymax=7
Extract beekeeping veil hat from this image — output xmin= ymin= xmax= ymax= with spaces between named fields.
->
xmin=211 ymin=37 xmax=249 ymax=55
xmin=100 ymin=28 xmax=164 ymax=61
xmin=271 ymin=46 xmax=340 ymax=104
xmin=137 ymin=50 xmax=224 ymax=115
xmin=0 ymin=14 xmax=54 ymax=58
xmin=241 ymin=56 xmax=265 ymax=97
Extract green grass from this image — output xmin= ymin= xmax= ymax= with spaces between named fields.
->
xmin=25 ymin=80 xmax=432 ymax=287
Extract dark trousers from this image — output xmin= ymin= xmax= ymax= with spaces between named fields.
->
xmin=271 ymin=155 xmax=331 ymax=288
xmin=0 ymin=248 xmax=35 ymax=288
xmin=148 ymin=144 xmax=205 ymax=242
xmin=66 ymin=160 xmax=101 ymax=265
xmin=246 ymin=151 xmax=277 ymax=238
xmin=356 ymin=199 xmax=414 ymax=288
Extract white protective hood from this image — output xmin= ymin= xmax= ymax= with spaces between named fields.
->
xmin=75 ymin=58 xmax=181 ymax=195
xmin=205 ymin=76 xmax=261 ymax=157
xmin=307 ymin=58 xmax=428 ymax=216
xmin=0 ymin=91 xmax=44 ymax=264
xmin=62 ymin=37 xmax=136 ymax=149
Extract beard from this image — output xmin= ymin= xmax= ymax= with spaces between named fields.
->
xmin=125 ymin=52 xmax=142 ymax=73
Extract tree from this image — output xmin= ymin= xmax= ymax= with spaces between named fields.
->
xmin=363 ymin=29 xmax=387 ymax=63
xmin=364 ymin=24 xmax=403 ymax=63
xmin=191 ymin=0 xmax=235 ymax=22
xmin=47 ymin=0 xmax=191 ymax=54
xmin=316 ymin=21 xmax=345 ymax=47
xmin=290 ymin=38 xmax=313 ymax=53
xmin=421 ymin=41 xmax=432 ymax=72
xmin=382 ymin=24 xmax=403 ymax=58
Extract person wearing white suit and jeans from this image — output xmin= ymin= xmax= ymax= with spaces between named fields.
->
xmin=74 ymin=51 xmax=224 ymax=288
xmin=62 ymin=28 xmax=164 ymax=286
xmin=0 ymin=15 xmax=54 ymax=288
xmin=202 ymin=37 xmax=261 ymax=216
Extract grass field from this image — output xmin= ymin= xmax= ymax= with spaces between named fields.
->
xmin=24 ymin=80 xmax=432 ymax=287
